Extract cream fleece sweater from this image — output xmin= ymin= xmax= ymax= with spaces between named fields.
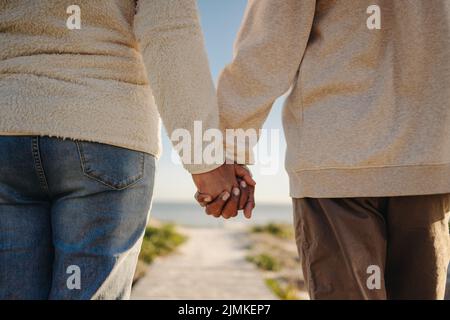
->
xmin=218 ymin=0 xmax=450 ymax=197
xmin=0 ymin=0 xmax=221 ymax=174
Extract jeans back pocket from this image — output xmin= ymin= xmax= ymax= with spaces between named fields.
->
xmin=76 ymin=141 xmax=145 ymax=190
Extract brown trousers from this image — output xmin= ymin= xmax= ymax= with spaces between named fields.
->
xmin=293 ymin=194 xmax=450 ymax=300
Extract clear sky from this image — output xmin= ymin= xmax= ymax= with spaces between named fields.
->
xmin=153 ymin=0 xmax=290 ymax=205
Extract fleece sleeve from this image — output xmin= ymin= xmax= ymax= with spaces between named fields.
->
xmin=134 ymin=0 xmax=224 ymax=174
xmin=217 ymin=0 xmax=316 ymax=164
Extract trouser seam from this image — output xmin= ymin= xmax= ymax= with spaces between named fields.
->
xmin=31 ymin=137 xmax=50 ymax=195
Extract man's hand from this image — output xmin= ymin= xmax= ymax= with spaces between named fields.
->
xmin=192 ymin=164 xmax=255 ymax=219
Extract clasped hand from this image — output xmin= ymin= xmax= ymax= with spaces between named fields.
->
xmin=191 ymin=164 xmax=255 ymax=219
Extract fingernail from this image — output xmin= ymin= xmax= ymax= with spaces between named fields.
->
xmin=222 ymin=192 xmax=230 ymax=201
xmin=233 ymin=187 xmax=240 ymax=196
xmin=240 ymin=180 xmax=247 ymax=188
xmin=204 ymin=196 xmax=211 ymax=202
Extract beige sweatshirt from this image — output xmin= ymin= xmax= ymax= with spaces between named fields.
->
xmin=218 ymin=0 xmax=450 ymax=198
xmin=0 ymin=0 xmax=221 ymax=174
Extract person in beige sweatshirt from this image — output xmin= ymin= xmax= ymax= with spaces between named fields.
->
xmin=198 ymin=0 xmax=450 ymax=299
xmin=0 ymin=0 xmax=253 ymax=299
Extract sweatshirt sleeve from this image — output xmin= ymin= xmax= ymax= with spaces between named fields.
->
xmin=134 ymin=0 xmax=224 ymax=174
xmin=217 ymin=0 xmax=316 ymax=164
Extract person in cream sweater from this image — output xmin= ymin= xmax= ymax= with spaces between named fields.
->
xmin=0 ymin=0 xmax=253 ymax=299
xmin=198 ymin=0 xmax=450 ymax=299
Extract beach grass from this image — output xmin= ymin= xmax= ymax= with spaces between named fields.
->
xmin=251 ymin=222 xmax=294 ymax=239
xmin=139 ymin=223 xmax=187 ymax=264
xmin=265 ymin=278 xmax=299 ymax=300
xmin=134 ymin=223 xmax=187 ymax=284
xmin=247 ymin=222 xmax=308 ymax=300
xmin=247 ymin=253 xmax=281 ymax=271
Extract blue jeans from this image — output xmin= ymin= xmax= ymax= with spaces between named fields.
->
xmin=0 ymin=136 xmax=155 ymax=299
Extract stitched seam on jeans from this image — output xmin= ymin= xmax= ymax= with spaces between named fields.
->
xmin=31 ymin=137 xmax=50 ymax=195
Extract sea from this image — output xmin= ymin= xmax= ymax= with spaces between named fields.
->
xmin=149 ymin=201 xmax=293 ymax=228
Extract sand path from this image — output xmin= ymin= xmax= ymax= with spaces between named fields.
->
xmin=131 ymin=225 xmax=277 ymax=300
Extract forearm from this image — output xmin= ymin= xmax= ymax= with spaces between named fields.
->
xmin=134 ymin=0 xmax=223 ymax=174
xmin=217 ymin=0 xmax=316 ymax=164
